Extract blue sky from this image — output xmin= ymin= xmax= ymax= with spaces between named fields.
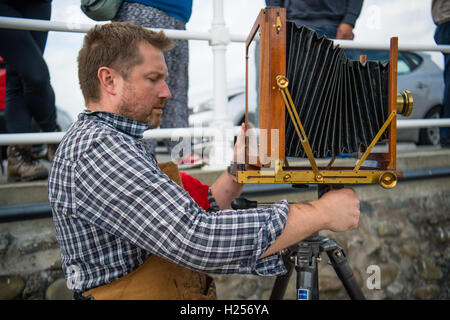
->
xmin=43 ymin=0 xmax=440 ymax=121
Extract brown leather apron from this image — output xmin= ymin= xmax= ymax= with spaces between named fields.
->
xmin=82 ymin=161 xmax=217 ymax=300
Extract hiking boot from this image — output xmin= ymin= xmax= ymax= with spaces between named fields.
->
xmin=31 ymin=145 xmax=48 ymax=160
xmin=7 ymin=145 xmax=48 ymax=182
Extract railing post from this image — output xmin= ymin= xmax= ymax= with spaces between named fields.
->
xmin=205 ymin=0 xmax=234 ymax=170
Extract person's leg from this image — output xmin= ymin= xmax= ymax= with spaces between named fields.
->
xmin=159 ymin=36 xmax=189 ymax=158
xmin=4 ymin=68 xmax=31 ymax=133
xmin=21 ymin=0 xmax=57 ymax=133
xmin=0 ymin=1 xmax=50 ymax=180
xmin=0 ymin=3 xmax=32 ymax=133
xmin=434 ymin=21 xmax=450 ymax=146
xmin=0 ymin=1 xmax=56 ymax=134
xmin=113 ymin=3 xmax=189 ymax=157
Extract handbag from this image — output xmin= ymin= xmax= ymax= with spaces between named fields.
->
xmin=80 ymin=0 xmax=123 ymax=21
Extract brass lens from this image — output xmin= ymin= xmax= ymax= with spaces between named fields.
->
xmin=396 ymin=90 xmax=413 ymax=117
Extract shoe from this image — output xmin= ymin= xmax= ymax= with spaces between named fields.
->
xmin=31 ymin=145 xmax=48 ymax=160
xmin=177 ymin=152 xmax=207 ymax=169
xmin=7 ymin=145 xmax=48 ymax=182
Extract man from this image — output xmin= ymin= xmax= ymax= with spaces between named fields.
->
xmin=48 ymin=22 xmax=360 ymax=300
xmin=266 ymin=0 xmax=363 ymax=40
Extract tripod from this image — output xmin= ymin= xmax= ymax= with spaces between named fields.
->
xmin=269 ymin=233 xmax=365 ymax=300
xmin=232 ymin=185 xmax=365 ymax=300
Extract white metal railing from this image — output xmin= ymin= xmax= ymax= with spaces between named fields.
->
xmin=0 ymin=15 xmax=247 ymax=42
xmin=1 ymin=15 xmax=450 ymax=52
xmin=1 ymin=118 xmax=450 ymax=146
xmin=1 ymin=2 xmax=450 ymax=166
xmin=0 ymin=127 xmax=243 ymax=145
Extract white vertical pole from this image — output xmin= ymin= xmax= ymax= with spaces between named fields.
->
xmin=205 ymin=0 xmax=234 ymax=170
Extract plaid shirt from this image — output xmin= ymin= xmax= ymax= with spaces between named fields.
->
xmin=48 ymin=111 xmax=289 ymax=292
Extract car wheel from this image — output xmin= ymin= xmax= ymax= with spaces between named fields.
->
xmin=419 ymin=105 xmax=442 ymax=146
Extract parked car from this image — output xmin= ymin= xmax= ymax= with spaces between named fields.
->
xmin=189 ymin=84 xmax=249 ymax=126
xmin=189 ymin=50 xmax=444 ymax=148
xmin=345 ymin=50 xmax=444 ymax=146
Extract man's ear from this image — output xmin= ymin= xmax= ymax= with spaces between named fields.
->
xmin=97 ymin=66 xmax=121 ymax=96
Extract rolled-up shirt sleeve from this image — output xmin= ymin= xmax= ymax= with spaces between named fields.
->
xmin=74 ymin=134 xmax=289 ymax=276
xmin=238 ymin=201 xmax=289 ymax=276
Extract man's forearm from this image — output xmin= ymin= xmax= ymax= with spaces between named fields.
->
xmin=210 ymin=171 xmax=244 ymax=210
xmin=259 ymin=200 xmax=328 ymax=258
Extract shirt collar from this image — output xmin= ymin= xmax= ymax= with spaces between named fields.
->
xmin=79 ymin=110 xmax=149 ymax=139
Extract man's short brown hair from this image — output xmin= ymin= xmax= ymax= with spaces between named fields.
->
xmin=77 ymin=22 xmax=174 ymax=104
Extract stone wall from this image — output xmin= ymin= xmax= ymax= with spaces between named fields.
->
xmin=0 ymin=218 xmax=71 ymax=300
xmin=0 ymin=177 xmax=449 ymax=300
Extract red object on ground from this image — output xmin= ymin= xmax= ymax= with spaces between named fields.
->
xmin=179 ymin=171 xmax=210 ymax=211
xmin=177 ymin=152 xmax=207 ymax=169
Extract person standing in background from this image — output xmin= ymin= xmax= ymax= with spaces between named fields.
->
xmin=113 ymin=1 xmax=197 ymax=165
xmin=0 ymin=0 xmax=59 ymax=182
xmin=265 ymin=0 xmax=363 ymax=40
xmin=432 ymin=0 xmax=450 ymax=148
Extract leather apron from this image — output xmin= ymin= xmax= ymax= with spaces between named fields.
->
xmin=82 ymin=161 xmax=217 ymax=300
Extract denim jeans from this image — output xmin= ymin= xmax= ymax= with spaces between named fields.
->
xmin=0 ymin=0 xmax=57 ymax=133
xmin=434 ymin=20 xmax=450 ymax=145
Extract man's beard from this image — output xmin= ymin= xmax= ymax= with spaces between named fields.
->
xmin=147 ymin=111 xmax=162 ymax=129
xmin=118 ymin=98 xmax=163 ymax=129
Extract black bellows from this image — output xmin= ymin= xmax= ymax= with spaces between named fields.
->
xmin=285 ymin=22 xmax=389 ymax=158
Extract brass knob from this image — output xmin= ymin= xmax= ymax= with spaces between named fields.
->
xmin=379 ymin=172 xmax=398 ymax=189
xmin=315 ymin=174 xmax=324 ymax=182
xmin=276 ymin=75 xmax=289 ymax=88
xmin=396 ymin=90 xmax=413 ymax=117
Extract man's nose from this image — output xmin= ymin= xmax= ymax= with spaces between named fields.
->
xmin=160 ymin=81 xmax=171 ymax=100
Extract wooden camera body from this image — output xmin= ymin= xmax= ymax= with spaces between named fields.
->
xmin=229 ymin=7 xmax=413 ymax=189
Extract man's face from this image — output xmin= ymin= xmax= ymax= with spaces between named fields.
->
xmin=118 ymin=42 xmax=171 ymax=128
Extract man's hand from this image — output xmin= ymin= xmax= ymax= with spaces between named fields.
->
xmin=315 ymin=188 xmax=360 ymax=232
xmin=211 ymin=122 xmax=256 ymax=210
xmin=233 ymin=122 xmax=255 ymax=164
xmin=336 ymin=23 xmax=354 ymax=40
